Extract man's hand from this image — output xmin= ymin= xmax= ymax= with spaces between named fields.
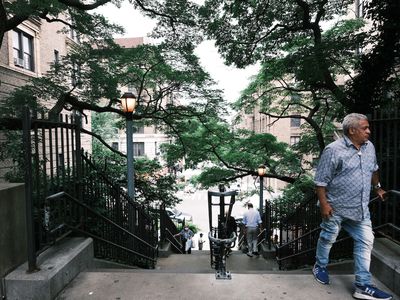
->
xmin=376 ymin=188 xmax=386 ymax=201
xmin=320 ymin=202 xmax=333 ymax=219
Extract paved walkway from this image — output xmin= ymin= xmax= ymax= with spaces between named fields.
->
xmin=154 ymin=251 xmax=280 ymax=273
xmin=56 ymin=251 xmax=399 ymax=300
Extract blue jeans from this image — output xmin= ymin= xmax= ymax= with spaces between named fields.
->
xmin=315 ymin=214 xmax=374 ymax=286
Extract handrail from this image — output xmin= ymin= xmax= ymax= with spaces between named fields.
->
xmin=277 ymin=228 xmax=320 ymax=250
xmin=276 ymin=189 xmax=400 ymax=269
xmin=71 ymin=226 xmax=156 ymax=262
xmin=370 ymin=189 xmax=400 ymax=203
xmin=208 ymin=232 xmax=237 ymax=245
xmin=165 ymin=228 xmax=183 ymax=254
xmin=238 ymin=233 xmax=245 ymax=246
xmin=46 ymin=191 xmax=157 ymax=250
xmin=256 ymin=228 xmax=266 ymax=247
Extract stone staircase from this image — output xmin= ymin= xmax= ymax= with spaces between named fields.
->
xmin=56 ymin=248 xmax=399 ymax=300
xmin=4 ymin=238 xmax=399 ymax=300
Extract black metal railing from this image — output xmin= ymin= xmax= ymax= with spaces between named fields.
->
xmin=46 ymin=192 xmax=157 ymax=268
xmin=165 ymin=228 xmax=183 ymax=254
xmin=159 ymin=204 xmax=182 ymax=253
xmin=276 ymin=190 xmax=400 ymax=270
xmin=1 ymin=108 xmax=159 ymax=270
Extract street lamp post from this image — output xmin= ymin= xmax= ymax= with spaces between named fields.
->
xmin=258 ymin=164 xmax=268 ymax=246
xmin=257 ymin=165 xmax=266 ymax=213
xmin=121 ymin=92 xmax=137 ymax=200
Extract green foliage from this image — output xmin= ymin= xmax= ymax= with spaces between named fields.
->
xmin=0 ymin=131 xmax=24 ymax=182
xmin=91 ymin=111 xmax=181 ymax=207
xmin=161 ymin=116 xmax=302 ymax=188
xmin=177 ymin=223 xmax=199 ymax=234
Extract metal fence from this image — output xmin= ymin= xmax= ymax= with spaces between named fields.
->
xmin=1 ymin=108 xmax=159 ymax=271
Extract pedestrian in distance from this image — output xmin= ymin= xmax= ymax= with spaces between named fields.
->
xmin=198 ymin=233 xmax=205 ymax=250
xmin=242 ymin=203 xmax=262 ymax=257
xmin=174 ymin=225 xmax=194 ymax=254
xmin=313 ymin=113 xmax=392 ymax=300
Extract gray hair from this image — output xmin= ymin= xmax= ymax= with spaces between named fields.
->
xmin=342 ymin=113 xmax=368 ymax=135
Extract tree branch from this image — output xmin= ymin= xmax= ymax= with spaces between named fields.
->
xmin=80 ymin=127 xmax=127 ymax=158
xmin=57 ymin=0 xmax=112 ymax=10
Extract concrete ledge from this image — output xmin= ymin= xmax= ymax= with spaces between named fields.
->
xmin=371 ymin=238 xmax=400 ymax=296
xmin=5 ymin=237 xmax=93 ymax=300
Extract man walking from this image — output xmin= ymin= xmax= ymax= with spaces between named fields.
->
xmin=313 ymin=113 xmax=392 ymax=300
xmin=243 ymin=203 xmax=262 ymax=257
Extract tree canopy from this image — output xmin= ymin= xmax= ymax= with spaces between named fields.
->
xmin=144 ymin=0 xmax=400 ymax=191
xmin=2 ymin=0 xmax=399 ymax=198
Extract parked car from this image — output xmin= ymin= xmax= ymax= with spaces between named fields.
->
xmin=234 ymin=215 xmax=244 ymax=226
xmin=166 ymin=207 xmax=193 ymax=223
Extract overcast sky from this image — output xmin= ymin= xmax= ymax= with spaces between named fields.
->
xmin=96 ymin=1 xmax=259 ymax=104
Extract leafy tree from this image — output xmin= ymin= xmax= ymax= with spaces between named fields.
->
xmin=161 ymin=117 xmax=301 ymax=189
xmin=91 ymin=111 xmax=181 ymax=207
xmin=1 ymin=30 xmax=226 ymax=204
xmin=142 ymin=0 xmax=399 ymax=192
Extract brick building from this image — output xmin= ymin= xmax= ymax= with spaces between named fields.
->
xmin=0 ymin=17 xmax=92 ymax=181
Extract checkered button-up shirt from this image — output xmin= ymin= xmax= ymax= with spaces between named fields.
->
xmin=314 ymin=136 xmax=379 ymax=221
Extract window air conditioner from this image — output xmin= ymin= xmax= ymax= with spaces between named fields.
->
xmin=14 ymin=57 xmax=24 ymax=67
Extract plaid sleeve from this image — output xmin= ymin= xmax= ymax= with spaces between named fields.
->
xmin=314 ymin=147 xmax=336 ymax=187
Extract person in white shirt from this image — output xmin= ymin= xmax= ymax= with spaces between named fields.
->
xmin=242 ymin=203 xmax=262 ymax=257
xmin=198 ymin=233 xmax=205 ymax=250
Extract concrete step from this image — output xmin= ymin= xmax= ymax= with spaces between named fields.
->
xmin=59 ymin=249 xmax=398 ymax=300
xmin=56 ymin=272 xmax=399 ymax=300
xmin=371 ymin=238 xmax=400 ymax=296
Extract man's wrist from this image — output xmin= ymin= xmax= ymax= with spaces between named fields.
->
xmin=373 ymin=182 xmax=382 ymax=190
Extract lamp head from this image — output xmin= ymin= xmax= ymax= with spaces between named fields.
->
xmin=120 ymin=92 xmax=137 ymax=113
xmin=257 ymin=165 xmax=266 ymax=176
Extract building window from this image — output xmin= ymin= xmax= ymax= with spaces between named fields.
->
xmin=134 ymin=142 xmax=145 ymax=156
xmin=290 ymin=136 xmax=300 ymax=146
xmin=71 ymin=62 xmax=81 ymax=87
xmin=69 ymin=24 xmax=80 ymax=43
xmin=112 ymin=142 xmax=119 ymax=150
xmin=54 ymin=50 xmax=60 ymax=64
xmin=290 ymin=116 xmax=301 ymax=128
xmin=13 ymin=30 xmax=34 ymax=71
xmin=133 ymin=125 xmax=144 ymax=134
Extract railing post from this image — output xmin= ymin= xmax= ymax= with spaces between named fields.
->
xmin=74 ymin=111 xmax=83 ymax=202
xmin=265 ymin=200 xmax=272 ymax=249
xmin=22 ymin=107 xmax=38 ymax=272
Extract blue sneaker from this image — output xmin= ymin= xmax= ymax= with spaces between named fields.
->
xmin=312 ymin=264 xmax=329 ymax=284
xmin=353 ymin=284 xmax=392 ymax=300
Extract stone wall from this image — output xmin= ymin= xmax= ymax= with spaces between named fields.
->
xmin=0 ymin=183 xmax=27 ymax=298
